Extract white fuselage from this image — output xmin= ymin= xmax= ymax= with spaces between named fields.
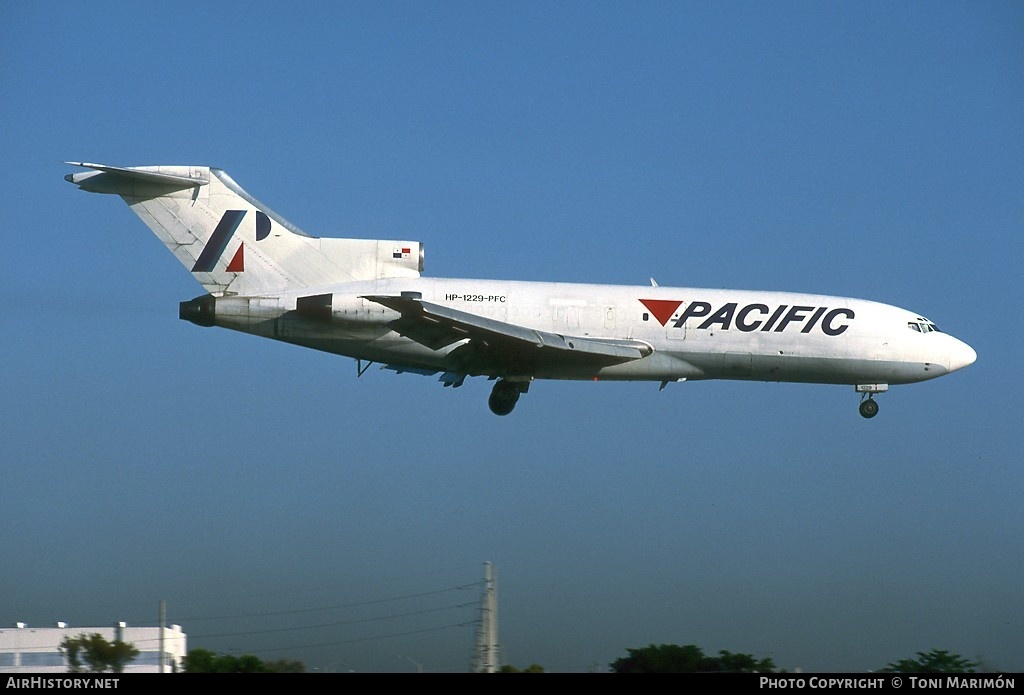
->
xmin=203 ymin=276 xmax=976 ymax=387
xmin=68 ymin=162 xmax=977 ymax=416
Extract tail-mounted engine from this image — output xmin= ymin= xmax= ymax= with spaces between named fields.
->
xmin=295 ymin=293 xmax=401 ymax=325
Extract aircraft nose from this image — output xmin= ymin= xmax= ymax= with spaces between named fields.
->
xmin=948 ymin=339 xmax=977 ymax=372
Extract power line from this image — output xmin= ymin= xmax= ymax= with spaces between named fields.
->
xmin=235 ymin=621 xmax=477 ymax=655
xmin=176 ymin=583 xmax=480 ymax=623
xmin=191 ymin=601 xmax=477 ymax=639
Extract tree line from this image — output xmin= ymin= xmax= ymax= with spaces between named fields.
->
xmin=606 ymin=644 xmax=981 ymax=674
xmin=58 ymin=633 xmax=983 ymax=673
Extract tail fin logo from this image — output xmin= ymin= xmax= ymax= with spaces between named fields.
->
xmin=191 ymin=210 xmax=271 ymax=273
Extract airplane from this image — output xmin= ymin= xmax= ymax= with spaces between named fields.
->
xmin=65 ymin=162 xmax=976 ymax=418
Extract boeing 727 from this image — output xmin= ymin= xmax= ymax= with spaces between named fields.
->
xmin=65 ymin=162 xmax=976 ymax=417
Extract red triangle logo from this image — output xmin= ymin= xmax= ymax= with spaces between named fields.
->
xmin=226 ymin=244 xmax=245 ymax=272
xmin=639 ymin=298 xmax=682 ymax=326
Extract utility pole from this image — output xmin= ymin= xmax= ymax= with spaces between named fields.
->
xmin=158 ymin=599 xmax=166 ymax=674
xmin=472 ymin=562 xmax=499 ymax=673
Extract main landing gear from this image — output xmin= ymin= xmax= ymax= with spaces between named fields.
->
xmin=488 ymin=378 xmax=529 ymax=416
xmin=856 ymin=383 xmax=887 ymax=419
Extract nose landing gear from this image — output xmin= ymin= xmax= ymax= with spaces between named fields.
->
xmin=858 ymin=396 xmax=879 ymax=419
xmin=856 ymin=383 xmax=888 ymax=419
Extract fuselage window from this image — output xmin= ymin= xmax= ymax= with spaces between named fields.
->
xmin=908 ymin=322 xmax=921 ymax=332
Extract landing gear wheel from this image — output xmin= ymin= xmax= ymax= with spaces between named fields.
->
xmin=859 ymin=398 xmax=879 ymax=419
xmin=488 ymin=379 xmax=521 ymax=416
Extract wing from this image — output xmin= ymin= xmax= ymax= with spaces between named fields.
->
xmin=362 ymin=294 xmax=652 ymax=378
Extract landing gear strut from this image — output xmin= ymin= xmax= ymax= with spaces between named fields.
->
xmin=488 ymin=379 xmax=525 ymax=416
xmin=856 ymin=384 xmax=887 ymax=419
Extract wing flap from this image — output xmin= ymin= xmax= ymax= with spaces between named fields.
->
xmin=363 ymin=294 xmax=653 ymax=375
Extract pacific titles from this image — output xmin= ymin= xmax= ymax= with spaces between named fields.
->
xmin=672 ymin=301 xmax=855 ymax=336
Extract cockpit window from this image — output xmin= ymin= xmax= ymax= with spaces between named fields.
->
xmin=908 ymin=318 xmax=941 ymax=334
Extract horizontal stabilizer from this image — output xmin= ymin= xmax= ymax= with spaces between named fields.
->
xmin=65 ymin=162 xmax=208 ymax=190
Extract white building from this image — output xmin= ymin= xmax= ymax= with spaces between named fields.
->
xmin=0 ymin=623 xmax=186 ymax=673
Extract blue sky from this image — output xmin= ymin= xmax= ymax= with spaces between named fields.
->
xmin=2 ymin=1 xmax=1021 ymax=673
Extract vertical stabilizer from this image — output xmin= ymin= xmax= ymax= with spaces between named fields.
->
xmin=66 ymin=162 xmax=423 ymax=296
